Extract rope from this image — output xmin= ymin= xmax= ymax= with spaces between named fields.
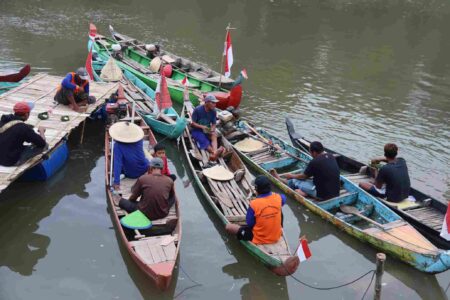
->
xmin=174 ymin=264 xmax=202 ymax=299
xmin=360 ymin=270 xmax=376 ymax=300
xmin=287 ymin=269 xmax=375 ymax=291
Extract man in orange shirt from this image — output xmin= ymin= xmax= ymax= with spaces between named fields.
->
xmin=226 ymin=175 xmax=286 ymax=244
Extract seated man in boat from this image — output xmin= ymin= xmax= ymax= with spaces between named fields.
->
xmin=0 ymin=102 xmax=47 ymax=166
xmin=54 ymin=67 xmax=96 ymax=112
xmin=271 ymin=141 xmax=340 ymax=201
xmin=359 ymin=143 xmax=411 ymax=203
xmin=153 ymin=143 xmax=176 ymax=181
xmin=190 ymin=94 xmax=224 ymax=161
xmin=119 ymin=157 xmax=175 ymax=220
xmin=111 ymin=122 xmax=150 ymax=190
xmin=225 ymin=175 xmax=286 ymax=244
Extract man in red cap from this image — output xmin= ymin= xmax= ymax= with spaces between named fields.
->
xmin=0 ymin=102 xmax=47 ymax=166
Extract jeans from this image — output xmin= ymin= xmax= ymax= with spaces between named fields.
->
xmin=288 ymin=179 xmax=317 ymax=198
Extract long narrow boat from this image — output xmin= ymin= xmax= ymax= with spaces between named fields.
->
xmin=105 ymin=99 xmax=181 ymax=290
xmin=285 ymin=117 xmax=450 ymax=250
xmin=89 ymin=24 xmax=244 ymax=109
xmin=109 ymin=25 xmax=236 ymax=90
xmin=219 ymin=119 xmax=450 ymax=273
xmin=0 ymin=64 xmax=31 ymax=95
xmin=181 ymin=98 xmax=299 ymax=276
xmin=91 ymin=59 xmax=187 ymax=139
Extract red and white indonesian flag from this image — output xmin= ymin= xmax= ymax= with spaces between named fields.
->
xmin=440 ymin=205 xmax=450 ymax=241
xmin=181 ymin=75 xmax=189 ymax=87
xmin=85 ymin=46 xmax=94 ymax=81
xmin=297 ymin=238 xmax=312 ymax=262
xmin=223 ymin=31 xmax=233 ymax=78
xmin=155 ymin=69 xmax=173 ymax=112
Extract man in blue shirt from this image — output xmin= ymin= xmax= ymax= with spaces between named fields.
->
xmin=190 ymin=94 xmax=224 ymax=161
xmin=109 ymin=122 xmax=150 ymax=190
xmin=54 ymin=67 xmax=96 ymax=112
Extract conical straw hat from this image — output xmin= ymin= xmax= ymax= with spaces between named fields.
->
xmin=100 ymin=57 xmax=123 ymax=81
xmin=234 ymin=137 xmax=264 ymax=153
xmin=109 ymin=122 xmax=144 ymax=143
xmin=202 ymin=165 xmax=234 ymax=181
xmin=149 ymin=57 xmax=162 ymax=73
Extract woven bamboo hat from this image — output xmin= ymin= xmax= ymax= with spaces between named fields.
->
xmin=202 ymin=165 xmax=234 ymax=181
xmin=109 ymin=122 xmax=144 ymax=143
xmin=234 ymin=137 xmax=264 ymax=153
xmin=149 ymin=56 xmax=162 ymax=73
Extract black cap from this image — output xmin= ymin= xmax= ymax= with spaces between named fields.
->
xmin=252 ymin=175 xmax=271 ymax=194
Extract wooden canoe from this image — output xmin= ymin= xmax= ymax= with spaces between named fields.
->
xmin=104 ymin=103 xmax=181 ymax=290
xmin=285 ymin=117 xmax=450 ymax=250
xmin=221 ymin=120 xmax=450 ymax=273
xmin=109 ymin=25 xmax=236 ymax=90
xmin=89 ymin=24 xmax=243 ymax=109
xmin=91 ymin=59 xmax=187 ymax=139
xmin=181 ymin=98 xmax=299 ymax=276
xmin=0 ymin=64 xmax=30 ymax=82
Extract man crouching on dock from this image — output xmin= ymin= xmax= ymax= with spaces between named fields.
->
xmin=0 ymin=102 xmax=47 ymax=166
xmin=54 ymin=67 xmax=96 ymax=112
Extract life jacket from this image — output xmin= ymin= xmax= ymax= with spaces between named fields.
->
xmin=58 ymin=72 xmax=88 ymax=93
xmin=249 ymin=193 xmax=283 ymax=244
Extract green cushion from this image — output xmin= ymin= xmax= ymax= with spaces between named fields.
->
xmin=120 ymin=210 xmax=152 ymax=230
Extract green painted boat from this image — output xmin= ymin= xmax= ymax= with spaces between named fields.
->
xmin=180 ymin=99 xmax=299 ymax=276
xmin=0 ymin=64 xmax=31 ymax=95
xmin=89 ymin=24 xmax=231 ymax=107
xmin=109 ymin=25 xmax=236 ymax=91
xmin=91 ymin=59 xmax=187 ymax=139
xmin=220 ymin=120 xmax=450 ymax=273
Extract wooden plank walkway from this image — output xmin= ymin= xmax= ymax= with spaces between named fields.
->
xmin=0 ymin=73 xmax=118 ymax=193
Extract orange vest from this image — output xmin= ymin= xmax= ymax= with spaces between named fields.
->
xmin=58 ymin=72 xmax=88 ymax=93
xmin=249 ymin=193 xmax=283 ymax=244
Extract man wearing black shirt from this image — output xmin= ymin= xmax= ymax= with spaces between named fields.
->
xmin=0 ymin=102 xmax=46 ymax=166
xmin=271 ymin=141 xmax=340 ymax=200
xmin=359 ymin=143 xmax=410 ymax=203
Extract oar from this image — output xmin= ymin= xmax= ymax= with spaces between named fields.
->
xmin=339 ymin=205 xmax=386 ymax=230
xmin=239 ymin=121 xmax=309 ymax=164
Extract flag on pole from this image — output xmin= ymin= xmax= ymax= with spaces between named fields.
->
xmin=241 ymin=69 xmax=248 ymax=79
xmin=155 ymin=68 xmax=173 ymax=112
xmin=440 ymin=205 xmax=450 ymax=241
xmin=85 ymin=46 xmax=94 ymax=81
xmin=296 ymin=238 xmax=312 ymax=262
xmin=223 ymin=30 xmax=233 ymax=78
xmin=181 ymin=75 xmax=189 ymax=87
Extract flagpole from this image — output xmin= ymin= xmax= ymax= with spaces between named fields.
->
xmin=219 ymin=23 xmax=232 ymax=89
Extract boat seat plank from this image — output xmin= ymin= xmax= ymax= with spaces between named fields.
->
xmin=257 ymin=237 xmax=291 ymax=257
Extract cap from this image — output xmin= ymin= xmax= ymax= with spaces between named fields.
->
xmin=252 ymin=175 xmax=271 ymax=193
xmin=13 ymin=102 xmax=33 ymax=115
xmin=204 ymin=94 xmax=219 ymax=103
xmin=76 ymin=67 xmax=90 ymax=80
xmin=149 ymin=157 xmax=164 ymax=169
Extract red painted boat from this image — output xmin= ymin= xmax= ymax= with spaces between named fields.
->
xmin=0 ymin=64 xmax=31 ymax=82
xmin=104 ymin=100 xmax=181 ymax=290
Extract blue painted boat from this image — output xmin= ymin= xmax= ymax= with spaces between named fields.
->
xmin=20 ymin=141 xmax=69 ymax=181
xmin=91 ymin=59 xmax=187 ymax=139
xmin=221 ymin=120 xmax=450 ymax=273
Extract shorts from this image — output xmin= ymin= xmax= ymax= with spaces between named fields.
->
xmin=288 ymin=179 xmax=317 ymax=198
xmin=369 ymin=186 xmax=386 ymax=198
xmin=54 ymin=87 xmax=93 ymax=105
xmin=191 ymin=130 xmax=211 ymax=150
xmin=236 ymin=226 xmax=253 ymax=241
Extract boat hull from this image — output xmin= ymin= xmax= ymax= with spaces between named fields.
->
xmin=285 ymin=117 xmax=450 ymax=250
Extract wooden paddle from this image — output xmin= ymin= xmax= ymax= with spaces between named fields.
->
xmin=239 ymin=121 xmax=309 ymax=164
xmin=339 ymin=205 xmax=386 ymax=230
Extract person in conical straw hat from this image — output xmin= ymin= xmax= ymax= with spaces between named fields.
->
xmin=109 ymin=122 xmax=149 ymax=190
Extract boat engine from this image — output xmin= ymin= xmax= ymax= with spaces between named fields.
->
xmin=106 ymin=93 xmax=129 ymax=124
xmin=218 ymin=107 xmax=240 ymax=135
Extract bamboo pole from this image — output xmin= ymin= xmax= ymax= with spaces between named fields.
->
xmin=374 ymin=253 xmax=386 ymax=300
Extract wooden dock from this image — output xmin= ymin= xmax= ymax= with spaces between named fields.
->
xmin=0 ymin=73 xmax=118 ymax=193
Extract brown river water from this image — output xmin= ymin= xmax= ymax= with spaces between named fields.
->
xmin=0 ymin=0 xmax=449 ymax=299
